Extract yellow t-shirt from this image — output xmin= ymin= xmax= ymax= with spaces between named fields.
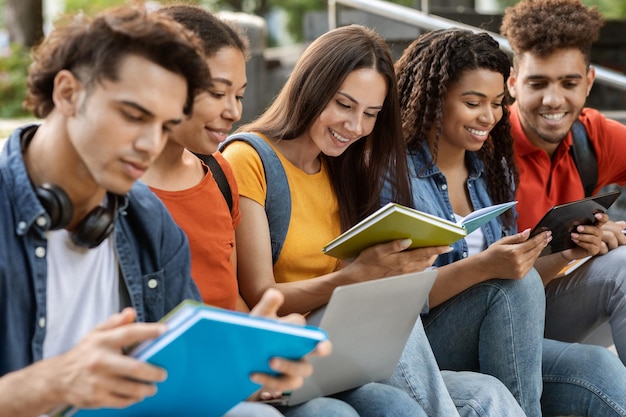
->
xmin=223 ymin=135 xmax=341 ymax=283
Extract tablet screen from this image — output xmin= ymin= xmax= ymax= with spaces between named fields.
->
xmin=530 ymin=190 xmax=621 ymax=256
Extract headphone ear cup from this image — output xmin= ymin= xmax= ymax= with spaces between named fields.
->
xmin=70 ymin=195 xmax=117 ymax=249
xmin=35 ymin=183 xmax=73 ymax=230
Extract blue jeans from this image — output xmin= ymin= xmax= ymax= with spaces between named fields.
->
xmin=542 ymin=338 xmax=626 ymax=417
xmin=442 ymin=371 xmax=526 ymax=417
xmin=383 ymin=317 xmax=526 ymax=417
xmin=422 ymin=271 xmax=545 ymax=417
xmin=544 ymin=245 xmax=626 ymax=365
xmin=279 ymin=397 xmax=359 ymax=417
xmin=225 ymin=402 xmax=284 ymax=417
xmin=278 ymin=383 xmax=427 ymax=417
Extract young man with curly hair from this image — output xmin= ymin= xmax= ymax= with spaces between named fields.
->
xmin=501 ymin=0 xmax=626 ymax=364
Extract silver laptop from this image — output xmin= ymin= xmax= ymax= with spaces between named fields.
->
xmin=280 ymin=269 xmax=438 ymax=406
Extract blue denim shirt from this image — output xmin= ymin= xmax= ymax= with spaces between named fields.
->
xmin=0 ymin=125 xmax=201 ymax=376
xmin=383 ymin=144 xmax=517 ymax=268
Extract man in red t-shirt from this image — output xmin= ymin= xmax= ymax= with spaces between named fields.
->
xmin=501 ymin=0 xmax=626 ymax=364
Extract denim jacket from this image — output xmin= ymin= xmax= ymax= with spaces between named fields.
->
xmin=383 ymin=144 xmax=517 ymax=268
xmin=0 ymin=125 xmax=201 ymax=376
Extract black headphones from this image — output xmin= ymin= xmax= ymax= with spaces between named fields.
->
xmin=21 ymin=125 xmax=119 ymax=248
xmin=35 ymin=183 xmax=119 ymax=249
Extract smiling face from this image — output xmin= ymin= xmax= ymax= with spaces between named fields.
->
xmin=171 ymin=47 xmax=247 ymax=155
xmin=436 ymin=68 xmax=505 ymax=153
xmin=306 ymin=68 xmax=387 ymax=157
xmin=66 ymin=54 xmax=188 ymax=194
xmin=507 ymin=48 xmax=595 ymax=150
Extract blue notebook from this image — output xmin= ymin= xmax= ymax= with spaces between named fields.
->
xmin=58 ymin=300 xmax=327 ymax=417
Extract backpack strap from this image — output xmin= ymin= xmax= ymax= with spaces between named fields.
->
xmin=569 ymin=119 xmax=598 ymax=197
xmin=195 ymin=153 xmax=233 ymax=213
xmin=220 ymin=133 xmax=291 ymax=264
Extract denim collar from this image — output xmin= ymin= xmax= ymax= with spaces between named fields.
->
xmin=1 ymin=124 xmax=49 ymax=237
xmin=408 ymin=141 xmax=485 ymax=181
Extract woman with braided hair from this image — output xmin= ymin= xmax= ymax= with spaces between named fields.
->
xmin=388 ymin=28 xmax=626 ymax=417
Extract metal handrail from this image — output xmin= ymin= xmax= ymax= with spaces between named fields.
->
xmin=328 ymin=0 xmax=626 ymax=92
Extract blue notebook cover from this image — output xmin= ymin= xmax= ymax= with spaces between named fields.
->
xmin=59 ymin=301 xmax=327 ymax=417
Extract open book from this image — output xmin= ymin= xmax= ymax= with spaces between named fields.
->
xmin=57 ymin=300 xmax=327 ymax=417
xmin=556 ymin=256 xmax=592 ymax=277
xmin=323 ymin=201 xmax=517 ymax=260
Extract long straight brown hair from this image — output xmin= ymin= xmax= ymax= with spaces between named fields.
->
xmin=237 ymin=24 xmax=412 ymax=230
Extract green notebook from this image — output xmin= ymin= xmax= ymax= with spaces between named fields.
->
xmin=323 ymin=201 xmax=517 ymax=260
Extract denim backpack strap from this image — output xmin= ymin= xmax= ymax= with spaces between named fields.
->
xmin=221 ymin=133 xmax=291 ymax=264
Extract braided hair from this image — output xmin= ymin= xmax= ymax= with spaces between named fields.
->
xmin=395 ymin=29 xmax=518 ymax=230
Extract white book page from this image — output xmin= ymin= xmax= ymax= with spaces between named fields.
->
xmin=459 ymin=201 xmax=517 ymax=224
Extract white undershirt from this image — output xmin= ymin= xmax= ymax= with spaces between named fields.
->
xmin=455 ymin=213 xmax=487 ymax=257
xmin=43 ymin=229 xmax=119 ymax=359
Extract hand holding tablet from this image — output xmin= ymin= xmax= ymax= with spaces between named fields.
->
xmin=530 ymin=190 xmax=622 ymax=257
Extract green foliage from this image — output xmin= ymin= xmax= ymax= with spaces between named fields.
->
xmin=0 ymin=0 xmax=5 ymax=27
xmin=496 ymin=0 xmax=626 ymax=18
xmin=585 ymin=0 xmax=626 ymax=19
xmin=0 ymin=44 xmax=32 ymax=118
xmin=275 ymin=0 xmax=324 ymax=42
xmin=64 ymin=0 xmax=124 ymax=15
xmin=63 ymin=0 xmax=201 ymax=16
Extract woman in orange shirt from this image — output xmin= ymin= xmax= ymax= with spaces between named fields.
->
xmin=143 ymin=5 xmax=249 ymax=311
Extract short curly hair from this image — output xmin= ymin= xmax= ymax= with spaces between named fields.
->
xmin=500 ymin=0 xmax=604 ymax=66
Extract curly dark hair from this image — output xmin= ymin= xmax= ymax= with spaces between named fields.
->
xmin=395 ymin=29 xmax=517 ymax=230
xmin=25 ymin=5 xmax=210 ymax=118
xmin=238 ymin=24 xmax=411 ymax=231
xmin=500 ymin=0 xmax=604 ymax=66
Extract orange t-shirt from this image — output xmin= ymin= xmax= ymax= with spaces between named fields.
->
xmin=150 ymin=152 xmax=241 ymax=309
xmin=511 ymin=104 xmax=626 ymax=231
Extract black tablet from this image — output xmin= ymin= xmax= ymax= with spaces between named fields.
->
xmin=530 ymin=189 xmax=622 ymax=257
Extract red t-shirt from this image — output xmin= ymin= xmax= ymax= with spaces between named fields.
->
xmin=150 ymin=152 xmax=241 ymax=310
xmin=511 ymin=103 xmax=626 ymax=231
